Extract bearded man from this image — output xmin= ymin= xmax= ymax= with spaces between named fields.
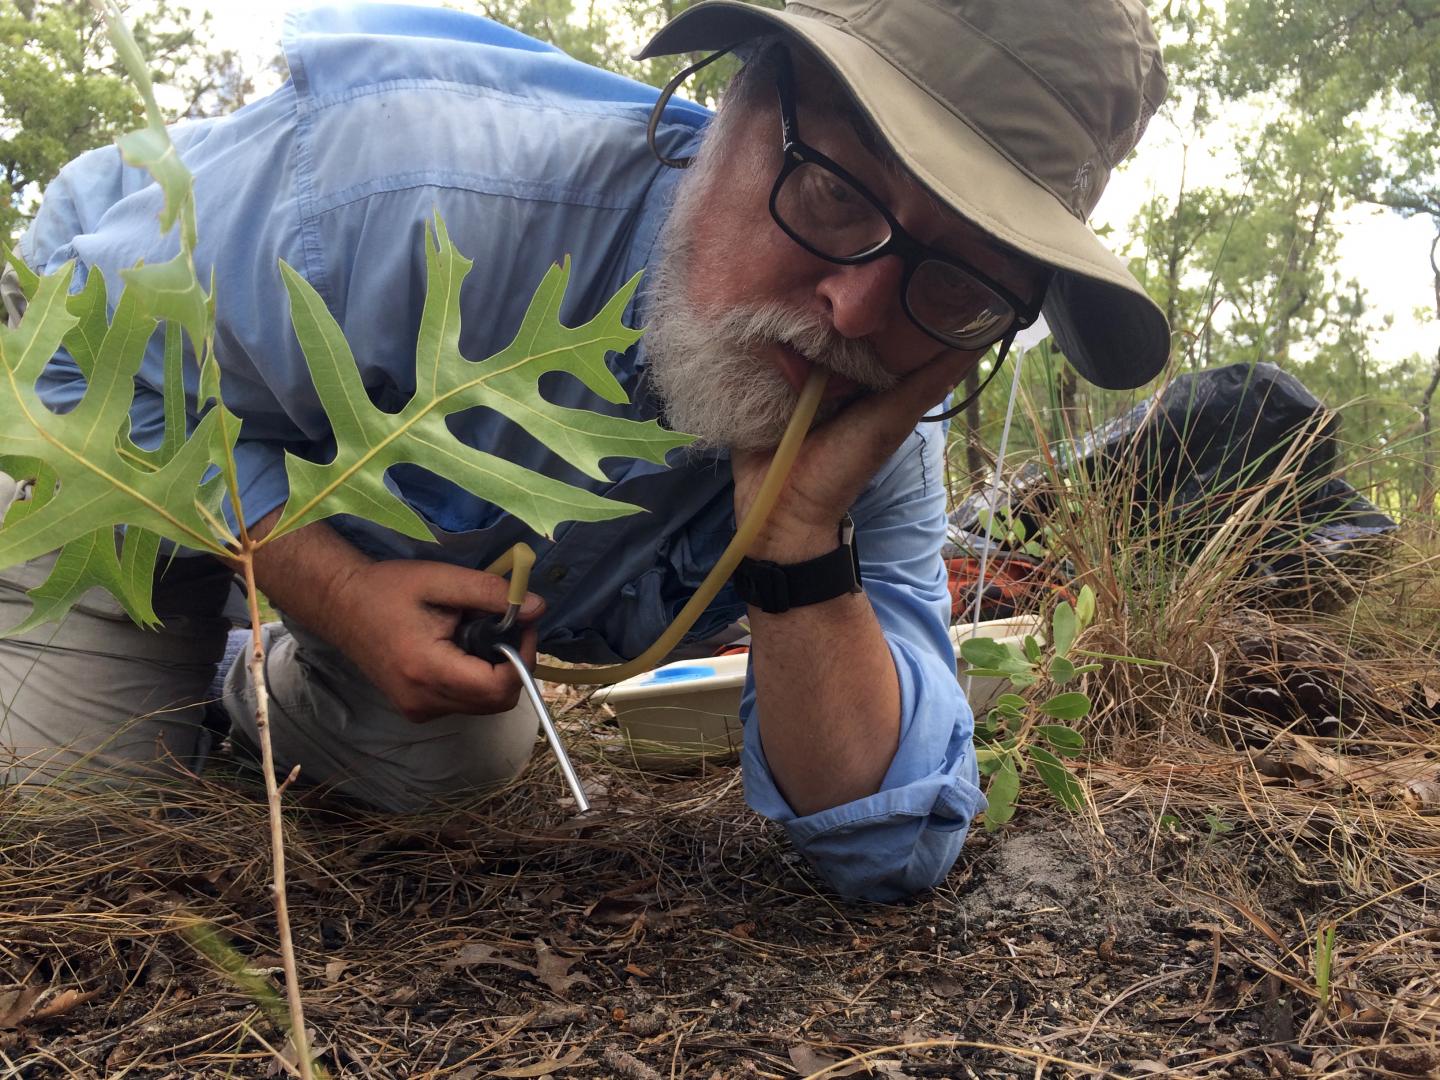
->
xmin=0 ymin=0 xmax=1168 ymax=900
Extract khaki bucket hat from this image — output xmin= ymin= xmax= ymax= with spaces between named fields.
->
xmin=637 ymin=0 xmax=1171 ymax=390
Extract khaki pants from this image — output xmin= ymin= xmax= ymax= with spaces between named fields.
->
xmin=0 ymin=476 xmax=539 ymax=808
xmin=222 ymin=618 xmax=539 ymax=812
xmin=0 ymin=548 xmax=234 ymax=786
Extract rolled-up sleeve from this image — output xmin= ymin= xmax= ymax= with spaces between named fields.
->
xmin=740 ymin=422 xmax=984 ymax=902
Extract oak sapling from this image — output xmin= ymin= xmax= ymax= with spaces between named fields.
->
xmin=0 ymin=4 xmax=686 ymax=1076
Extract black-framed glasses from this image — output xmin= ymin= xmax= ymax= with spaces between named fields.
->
xmin=768 ymin=48 xmax=1044 ymax=355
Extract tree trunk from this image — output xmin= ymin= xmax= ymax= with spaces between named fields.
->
xmin=1418 ymin=349 xmax=1440 ymax=519
xmin=1267 ymin=183 xmax=1332 ymax=364
xmin=1417 ymin=229 xmax=1440 ymax=520
xmin=964 ymin=366 xmax=984 ymax=484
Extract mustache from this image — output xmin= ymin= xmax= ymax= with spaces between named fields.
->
xmin=703 ymin=302 xmax=898 ymax=392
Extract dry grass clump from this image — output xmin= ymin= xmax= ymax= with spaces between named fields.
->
xmin=936 ymin=381 xmax=1440 ymax=1074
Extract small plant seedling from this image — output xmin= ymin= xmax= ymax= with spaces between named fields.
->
xmin=975 ymin=505 xmax=1050 ymax=559
xmin=962 ymin=584 xmax=1104 ymax=828
xmin=1203 ymin=808 xmax=1235 ymax=843
xmin=1313 ymin=924 xmax=1337 ymax=1012
xmin=1 ymin=5 xmax=688 ymax=1076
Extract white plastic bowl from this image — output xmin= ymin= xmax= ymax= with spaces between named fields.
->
xmin=594 ymin=614 xmax=1046 ymax=764
xmin=592 ymin=652 xmax=750 ymax=763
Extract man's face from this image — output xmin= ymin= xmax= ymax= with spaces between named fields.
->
xmin=645 ymin=51 xmax=1047 ymax=451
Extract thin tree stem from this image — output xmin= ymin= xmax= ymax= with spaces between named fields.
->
xmin=240 ymin=547 xmax=315 ymax=1080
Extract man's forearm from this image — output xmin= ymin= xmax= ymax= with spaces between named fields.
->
xmin=749 ymin=591 xmax=901 ymax=817
xmin=745 ymin=518 xmax=900 ymax=817
xmin=244 ymin=508 xmax=374 ymax=656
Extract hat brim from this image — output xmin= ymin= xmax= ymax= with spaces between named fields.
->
xmin=638 ymin=1 xmax=1170 ymax=390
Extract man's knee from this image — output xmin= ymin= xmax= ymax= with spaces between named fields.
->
xmin=224 ymin=620 xmax=539 ymax=813
xmin=0 ymin=540 xmax=233 ymax=786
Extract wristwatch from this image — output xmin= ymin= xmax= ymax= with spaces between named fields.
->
xmin=732 ymin=515 xmax=862 ymax=614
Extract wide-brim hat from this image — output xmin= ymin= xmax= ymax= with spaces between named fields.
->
xmin=637 ymin=0 xmax=1171 ymax=390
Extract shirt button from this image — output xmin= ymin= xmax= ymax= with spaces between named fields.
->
xmin=546 ymin=565 xmax=569 ymax=583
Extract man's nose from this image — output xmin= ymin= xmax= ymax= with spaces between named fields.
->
xmin=814 ymin=255 xmax=905 ymax=341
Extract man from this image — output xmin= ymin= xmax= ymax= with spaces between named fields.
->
xmin=0 ymin=0 xmax=1168 ymax=900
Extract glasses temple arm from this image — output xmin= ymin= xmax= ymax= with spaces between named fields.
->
xmin=920 ymin=330 xmax=1016 ymax=424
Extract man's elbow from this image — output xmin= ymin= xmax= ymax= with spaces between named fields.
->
xmin=788 ymin=815 xmax=972 ymax=903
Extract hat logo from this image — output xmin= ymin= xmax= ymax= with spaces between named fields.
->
xmin=1071 ymin=158 xmax=1097 ymax=215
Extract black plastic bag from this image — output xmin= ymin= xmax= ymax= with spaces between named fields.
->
xmin=947 ymin=362 xmax=1396 ymax=610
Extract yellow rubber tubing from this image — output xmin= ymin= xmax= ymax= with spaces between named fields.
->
xmin=529 ymin=367 xmax=829 ymax=685
xmin=483 ymin=542 xmax=536 ymax=609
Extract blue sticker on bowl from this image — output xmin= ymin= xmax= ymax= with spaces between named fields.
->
xmin=643 ymin=665 xmax=717 ymax=685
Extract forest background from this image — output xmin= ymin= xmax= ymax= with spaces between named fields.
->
xmin=2 ymin=0 xmax=1438 ymax=516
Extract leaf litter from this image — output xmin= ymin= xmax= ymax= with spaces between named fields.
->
xmin=2 ymin=617 xmax=1438 ymax=1080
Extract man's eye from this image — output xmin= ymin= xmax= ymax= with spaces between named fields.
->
xmin=798 ymin=166 xmax=867 ymax=219
xmin=918 ymin=263 xmax=984 ymax=304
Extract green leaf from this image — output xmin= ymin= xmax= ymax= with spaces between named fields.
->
xmin=975 ymin=747 xmax=1003 ymax=775
xmin=2 ymin=244 xmax=39 ymax=299
xmin=1051 ymin=601 xmax=1077 ymax=659
xmin=3 ymin=527 xmax=161 ymax=634
xmin=270 ymin=219 xmax=691 ymax=544
xmin=1204 ymin=810 xmax=1234 ymax=837
xmin=1036 ymin=724 xmax=1085 ymax=757
xmin=120 ymin=253 xmax=210 ymax=354
xmin=100 ymin=0 xmax=197 ymax=250
xmin=1022 ymin=634 xmax=1042 ymax=663
xmin=1049 ymin=656 xmax=1076 ymax=684
xmin=959 ymin=636 xmax=1032 ymax=675
xmin=0 ymin=269 xmax=233 ymax=633
xmin=984 ymin=756 xmax=1020 ymax=830
xmin=995 ymin=693 xmax=1028 ymax=711
xmin=1075 ymin=584 xmax=1096 ymax=630
xmin=62 ymin=269 xmax=112 ymax=379
xmin=1030 ymin=747 xmax=1085 ymax=812
xmin=1038 ymin=692 xmax=1091 ymax=720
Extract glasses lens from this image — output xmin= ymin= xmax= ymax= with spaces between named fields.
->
xmin=908 ymin=258 xmax=1016 ymax=349
xmin=774 ymin=161 xmax=890 ymax=260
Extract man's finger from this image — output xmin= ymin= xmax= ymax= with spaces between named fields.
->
xmin=417 ymin=562 xmax=547 ymax=621
xmin=828 ymin=349 xmax=981 ymax=464
xmin=430 ymin=646 xmax=525 ymax=713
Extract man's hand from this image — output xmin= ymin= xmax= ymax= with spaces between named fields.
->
xmin=733 ymin=350 xmax=977 ymax=560
xmin=247 ymin=510 xmax=545 ymax=723
xmin=328 ymin=560 xmax=544 ymax=722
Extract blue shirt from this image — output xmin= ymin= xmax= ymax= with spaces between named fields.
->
xmin=20 ymin=3 xmax=983 ymax=902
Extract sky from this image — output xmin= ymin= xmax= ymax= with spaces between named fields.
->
xmin=198 ymin=0 xmax=1436 ymax=366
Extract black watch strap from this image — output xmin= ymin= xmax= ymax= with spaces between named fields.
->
xmin=732 ymin=515 xmax=862 ymax=614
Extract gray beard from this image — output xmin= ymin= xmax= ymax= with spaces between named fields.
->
xmin=642 ymin=194 xmax=898 ymax=452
